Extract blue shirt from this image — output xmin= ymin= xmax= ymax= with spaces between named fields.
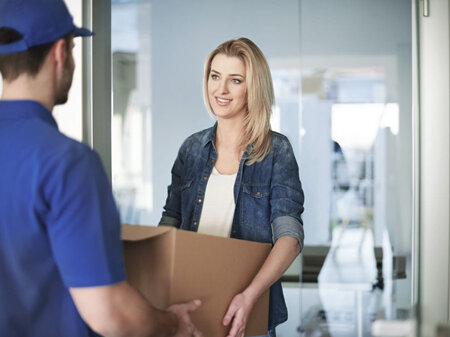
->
xmin=0 ymin=100 xmax=126 ymax=337
xmin=160 ymin=124 xmax=305 ymax=329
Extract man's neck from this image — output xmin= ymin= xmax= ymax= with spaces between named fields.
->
xmin=1 ymin=75 xmax=55 ymax=111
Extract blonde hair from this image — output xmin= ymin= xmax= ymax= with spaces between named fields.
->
xmin=203 ymin=37 xmax=274 ymax=165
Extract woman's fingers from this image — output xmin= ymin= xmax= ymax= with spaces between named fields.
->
xmin=223 ymin=300 xmax=238 ymax=326
xmin=225 ymin=310 xmax=246 ymax=337
xmin=223 ymin=293 xmax=252 ymax=337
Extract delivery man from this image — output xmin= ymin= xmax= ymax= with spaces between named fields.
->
xmin=0 ymin=1 xmax=202 ymax=336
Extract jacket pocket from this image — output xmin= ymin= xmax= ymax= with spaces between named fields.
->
xmin=240 ymin=184 xmax=271 ymax=242
xmin=242 ymin=184 xmax=270 ymax=198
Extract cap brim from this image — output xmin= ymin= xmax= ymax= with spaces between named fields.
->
xmin=73 ymin=26 xmax=94 ymax=37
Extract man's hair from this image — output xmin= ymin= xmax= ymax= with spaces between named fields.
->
xmin=0 ymin=27 xmax=72 ymax=81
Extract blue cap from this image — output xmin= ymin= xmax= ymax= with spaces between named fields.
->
xmin=0 ymin=0 xmax=93 ymax=55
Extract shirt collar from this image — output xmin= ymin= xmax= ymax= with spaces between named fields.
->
xmin=201 ymin=122 xmax=217 ymax=147
xmin=0 ymin=100 xmax=58 ymax=129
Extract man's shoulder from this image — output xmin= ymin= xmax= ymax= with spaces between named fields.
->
xmin=24 ymin=120 xmax=101 ymax=174
xmin=38 ymin=124 xmax=94 ymax=163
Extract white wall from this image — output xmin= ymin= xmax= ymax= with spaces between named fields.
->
xmin=299 ymin=0 xmax=412 ymax=308
xmin=300 ymin=0 xmax=412 ymax=251
xmin=149 ymin=0 xmax=302 ymax=226
xmin=141 ymin=0 xmax=412 ymax=250
xmin=0 ymin=1 xmax=84 ymax=143
xmin=54 ymin=0 xmax=84 ymax=142
xmin=300 ymin=96 xmax=332 ymax=244
xmin=300 ymin=0 xmax=411 ymax=60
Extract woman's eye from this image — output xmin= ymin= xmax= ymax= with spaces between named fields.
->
xmin=232 ymin=79 xmax=241 ymax=84
xmin=211 ymin=74 xmax=219 ymax=80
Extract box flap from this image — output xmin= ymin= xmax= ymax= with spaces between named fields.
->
xmin=123 ymin=226 xmax=175 ymax=310
xmin=122 ymin=224 xmax=172 ymax=241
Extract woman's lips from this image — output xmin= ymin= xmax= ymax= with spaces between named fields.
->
xmin=215 ymin=97 xmax=232 ymax=106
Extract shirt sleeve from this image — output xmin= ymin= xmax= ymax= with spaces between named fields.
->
xmin=270 ymin=136 xmax=305 ymax=249
xmin=42 ymin=145 xmax=126 ymax=288
xmin=158 ymin=141 xmax=187 ymax=228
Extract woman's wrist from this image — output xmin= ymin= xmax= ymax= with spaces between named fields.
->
xmin=242 ymin=285 xmax=261 ymax=306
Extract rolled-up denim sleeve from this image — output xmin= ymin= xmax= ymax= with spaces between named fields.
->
xmin=158 ymin=142 xmax=187 ymax=228
xmin=270 ymin=136 xmax=305 ymax=249
xmin=271 ymin=216 xmax=304 ymax=250
xmin=159 ymin=214 xmax=180 ymax=227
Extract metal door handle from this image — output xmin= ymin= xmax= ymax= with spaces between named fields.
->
xmin=423 ymin=0 xmax=429 ymax=17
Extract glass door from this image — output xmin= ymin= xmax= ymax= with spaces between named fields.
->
xmin=296 ymin=1 xmax=414 ymax=336
xmin=109 ymin=1 xmax=416 ymax=335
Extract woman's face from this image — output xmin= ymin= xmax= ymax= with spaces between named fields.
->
xmin=207 ymin=54 xmax=247 ymax=121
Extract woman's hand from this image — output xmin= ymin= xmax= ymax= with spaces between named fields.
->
xmin=223 ymin=290 xmax=257 ymax=337
xmin=223 ymin=236 xmax=300 ymax=337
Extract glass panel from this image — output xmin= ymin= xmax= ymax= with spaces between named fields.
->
xmin=111 ymin=0 xmax=413 ymax=335
xmin=112 ymin=1 xmax=153 ymax=224
xmin=298 ymin=1 xmax=413 ymax=335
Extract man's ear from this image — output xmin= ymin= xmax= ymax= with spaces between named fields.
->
xmin=51 ymin=38 xmax=67 ymax=67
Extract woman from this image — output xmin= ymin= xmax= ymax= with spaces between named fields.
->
xmin=159 ymin=37 xmax=304 ymax=337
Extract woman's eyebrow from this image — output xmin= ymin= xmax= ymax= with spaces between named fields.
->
xmin=210 ymin=69 xmax=245 ymax=78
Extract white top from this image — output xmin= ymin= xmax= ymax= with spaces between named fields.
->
xmin=197 ymin=166 xmax=237 ymax=238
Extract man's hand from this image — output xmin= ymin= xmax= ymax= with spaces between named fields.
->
xmin=167 ymin=300 xmax=203 ymax=337
xmin=223 ymin=292 xmax=256 ymax=337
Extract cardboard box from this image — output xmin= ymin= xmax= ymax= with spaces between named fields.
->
xmin=122 ymin=225 xmax=271 ymax=336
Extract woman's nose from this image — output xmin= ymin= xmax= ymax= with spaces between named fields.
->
xmin=218 ymin=80 xmax=229 ymax=94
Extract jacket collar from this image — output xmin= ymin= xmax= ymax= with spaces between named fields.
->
xmin=201 ymin=122 xmax=217 ymax=147
xmin=201 ymin=122 xmax=254 ymax=158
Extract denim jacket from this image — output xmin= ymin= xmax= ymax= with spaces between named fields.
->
xmin=159 ymin=124 xmax=305 ymax=329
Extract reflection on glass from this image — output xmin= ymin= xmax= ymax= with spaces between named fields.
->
xmin=298 ymin=0 xmax=413 ymax=331
xmin=110 ymin=0 xmax=413 ymax=335
xmin=112 ymin=1 xmax=153 ymax=224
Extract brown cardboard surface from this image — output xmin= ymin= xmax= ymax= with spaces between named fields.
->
xmin=122 ymin=224 xmax=171 ymax=241
xmin=123 ymin=228 xmax=174 ymax=309
xmin=122 ymin=225 xmax=271 ymax=337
